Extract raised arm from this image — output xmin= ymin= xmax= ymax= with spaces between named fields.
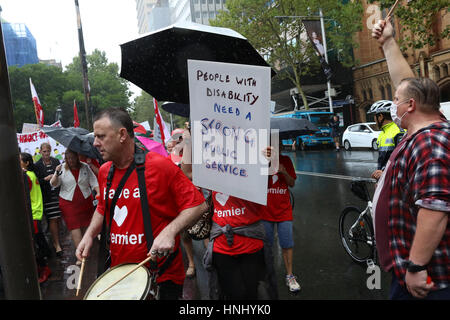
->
xmin=372 ymin=19 xmax=415 ymax=87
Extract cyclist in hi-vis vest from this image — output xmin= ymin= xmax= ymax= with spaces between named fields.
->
xmin=368 ymin=100 xmax=405 ymax=180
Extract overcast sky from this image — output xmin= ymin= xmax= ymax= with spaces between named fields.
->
xmin=1 ymin=0 xmax=141 ymax=95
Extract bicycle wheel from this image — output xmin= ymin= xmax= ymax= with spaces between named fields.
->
xmin=339 ymin=206 xmax=374 ymax=263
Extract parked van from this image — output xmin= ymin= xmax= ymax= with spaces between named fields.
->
xmin=272 ymin=111 xmax=335 ymax=150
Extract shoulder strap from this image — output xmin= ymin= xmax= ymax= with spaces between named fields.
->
xmin=135 ymin=150 xmax=154 ymax=250
xmin=134 ymin=149 xmax=178 ymax=276
xmin=105 ymin=145 xmax=177 ymax=276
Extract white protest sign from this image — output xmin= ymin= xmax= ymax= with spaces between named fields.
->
xmin=188 ymin=60 xmax=271 ymax=205
xmin=17 ymin=130 xmax=66 ymax=162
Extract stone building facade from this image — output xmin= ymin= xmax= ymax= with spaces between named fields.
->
xmin=352 ymin=1 xmax=450 ymax=122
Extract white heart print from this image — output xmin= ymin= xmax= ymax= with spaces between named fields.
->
xmin=215 ymin=193 xmax=229 ymax=207
xmin=272 ymin=174 xmax=279 ymax=185
xmin=113 ymin=205 xmax=128 ymax=227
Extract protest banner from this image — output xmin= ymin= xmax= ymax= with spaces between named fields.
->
xmin=17 ymin=130 xmax=66 ymax=162
xmin=188 ymin=60 xmax=271 ymax=205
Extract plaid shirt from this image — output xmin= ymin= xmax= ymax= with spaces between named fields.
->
xmin=388 ymin=120 xmax=450 ymax=289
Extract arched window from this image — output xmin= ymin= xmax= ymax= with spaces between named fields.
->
xmin=433 ymin=65 xmax=440 ymax=81
xmin=442 ymin=64 xmax=448 ymax=78
xmin=386 ymin=84 xmax=393 ymax=100
xmin=368 ymin=88 xmax=373 ymax=100
xmin=379 ymin=86 xmax=385 ymax=100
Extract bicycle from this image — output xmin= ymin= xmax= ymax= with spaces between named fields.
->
xmin=339 ymin=178 xmax=377 ymax=268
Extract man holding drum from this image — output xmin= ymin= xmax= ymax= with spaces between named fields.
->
xmin=76 ymin=107 xmax=207 ymax=300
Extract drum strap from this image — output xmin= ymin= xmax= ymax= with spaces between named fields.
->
xmin=105 ymin=145 xmax=177 ymax=277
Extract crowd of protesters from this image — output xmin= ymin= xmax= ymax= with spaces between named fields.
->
xmin=7 ymin=18 xmax=449 ymax=301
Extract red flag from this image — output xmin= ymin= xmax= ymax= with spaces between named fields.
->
xmin=29 ymin=78 xmax=44 ymax=127
xmin=73 ymin=100 xmax=80 ymax=128
xmin=153 ymin=98 xmax=170 ymax=144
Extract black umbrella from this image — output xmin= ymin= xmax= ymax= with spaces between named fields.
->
xmin=161 ymin=102 xmax=190 ymax=118
xmin=42 ymin=127 xmax=103 ymax=162
xmin=120 ymin=22 xmax=276 ymax=104
xmin=270 ymin=117 xmax=319 ymax=139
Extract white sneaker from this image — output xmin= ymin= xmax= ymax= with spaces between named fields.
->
xmin=286 ymin=274 xmax=301 ymax=293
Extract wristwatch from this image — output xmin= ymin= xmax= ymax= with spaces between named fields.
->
xmin=406 ymin=261 xmax=427 ymax=273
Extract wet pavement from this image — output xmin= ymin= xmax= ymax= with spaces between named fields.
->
xmin=7 ymin=147 xmax=391 ymax=300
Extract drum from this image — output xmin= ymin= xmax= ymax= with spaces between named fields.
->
xmin=84 ymin=263 xmax=157 ymax=300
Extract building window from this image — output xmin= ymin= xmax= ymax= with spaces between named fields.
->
xmin=386 ymin=84 xmax=392 ymax=100
xmin=433 ymin=65 xmax=440 ymax=80
xmin=379 ymin=86 xmax=385 ymax=100
xmin=442 ymin=64 xmax=448 ymax=78
xmin=362 ymin=90 xmax=367 ymax=102
xmin=368 ymin=88 xmax=373 ymax=100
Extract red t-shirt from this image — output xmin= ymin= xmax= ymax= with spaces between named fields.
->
xmin=96 ymin=152 xmax=205 ymax=285
xmin=212 ymin=193 xmax=264 ymax=255
xmin=261 ymin=155 xmax=296 ymax=222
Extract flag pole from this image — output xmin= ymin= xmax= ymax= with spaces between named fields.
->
xmin=320 ymin=8 xmax=333 ymax=113
xmin=74 ymin=0 xmax=92 ymax=130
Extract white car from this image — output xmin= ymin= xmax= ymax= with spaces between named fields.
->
xmin=342 ymin=122 xmax=381 ymax=150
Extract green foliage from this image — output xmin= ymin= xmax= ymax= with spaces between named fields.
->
xmin=8 ymin=49 xmax=131 ymax=131
xmin=369 ymin=0 xmax=450 ymax=50
xmin=210 ymin=0 xmax=363 ymax=108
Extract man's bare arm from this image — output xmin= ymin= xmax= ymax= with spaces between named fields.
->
xmin=149 ymin=202 xmax=207 ymax=255
xmin=372 ymin=19 xmax=415 ymax=87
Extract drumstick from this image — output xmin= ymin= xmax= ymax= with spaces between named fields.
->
xmin=97 ymin=255 xmax=153 ymax=298
xmin=76 ymin=258 xmax=86 ymax=297
xmin=385 ymin=0 xmax=400 ymax=21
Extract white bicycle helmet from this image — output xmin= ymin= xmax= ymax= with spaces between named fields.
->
xmin=367 ymin=100 xmax=393 ymax=114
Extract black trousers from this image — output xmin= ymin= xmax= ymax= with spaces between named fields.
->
xmin=213 ymin=249 xmax=266 ymax=300
xmin=159 ymin=280 xmax=183 ymax=300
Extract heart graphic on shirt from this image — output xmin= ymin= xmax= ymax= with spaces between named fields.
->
xmin=215 ymin=193 xmax=229 ymax=207
xmin=113 ymin=205 xmax=128 ymax=227
xmin=272 ymin=174 xmax=279 ymax=185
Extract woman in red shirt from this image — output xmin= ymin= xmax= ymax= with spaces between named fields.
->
xmin=210 ymin=193 xmax=266 ymax=299
xmin=51 ymin=149 xmax=99 ymax=264
xmin=261 ymin=146 xmax=300 ymax=293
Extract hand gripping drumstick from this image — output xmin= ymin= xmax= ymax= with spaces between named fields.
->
xmin=385 ymin=0 xmax=400 ymax=21
xmin=76 ymin=258 xmax=86 ymax=297
xmin=97 ymin=255 xmax=154 ymax=298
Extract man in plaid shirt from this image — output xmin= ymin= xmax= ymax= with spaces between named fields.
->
xmin=372 ymin=19 xmax=449 ymax=300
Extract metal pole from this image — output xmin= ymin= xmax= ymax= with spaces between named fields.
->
xmin=75 ymin=0 xmax=92 ymax=130
xmin=320 ymin=8 xmax=334 ymax=113
xmin=0 ymin=23 xmax=41 ymax=300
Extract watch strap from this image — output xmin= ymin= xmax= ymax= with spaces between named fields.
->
xmin=406 ymin=261 xmax=427 ymax=273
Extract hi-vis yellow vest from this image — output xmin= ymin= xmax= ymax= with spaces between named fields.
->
xmin=26 ymin=170 xmax=43 ymax=221
xmin=376 ymin=121 xmax=405 ymax=170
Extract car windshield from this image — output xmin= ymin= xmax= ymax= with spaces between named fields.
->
xmin=368 ymin=124 xmax=380 ymax=131
xmin=310 ymin=114 xmax=332 ymax=126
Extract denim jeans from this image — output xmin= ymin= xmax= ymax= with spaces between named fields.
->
xmin=390 ymin=271 xmax=450 ymax=300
